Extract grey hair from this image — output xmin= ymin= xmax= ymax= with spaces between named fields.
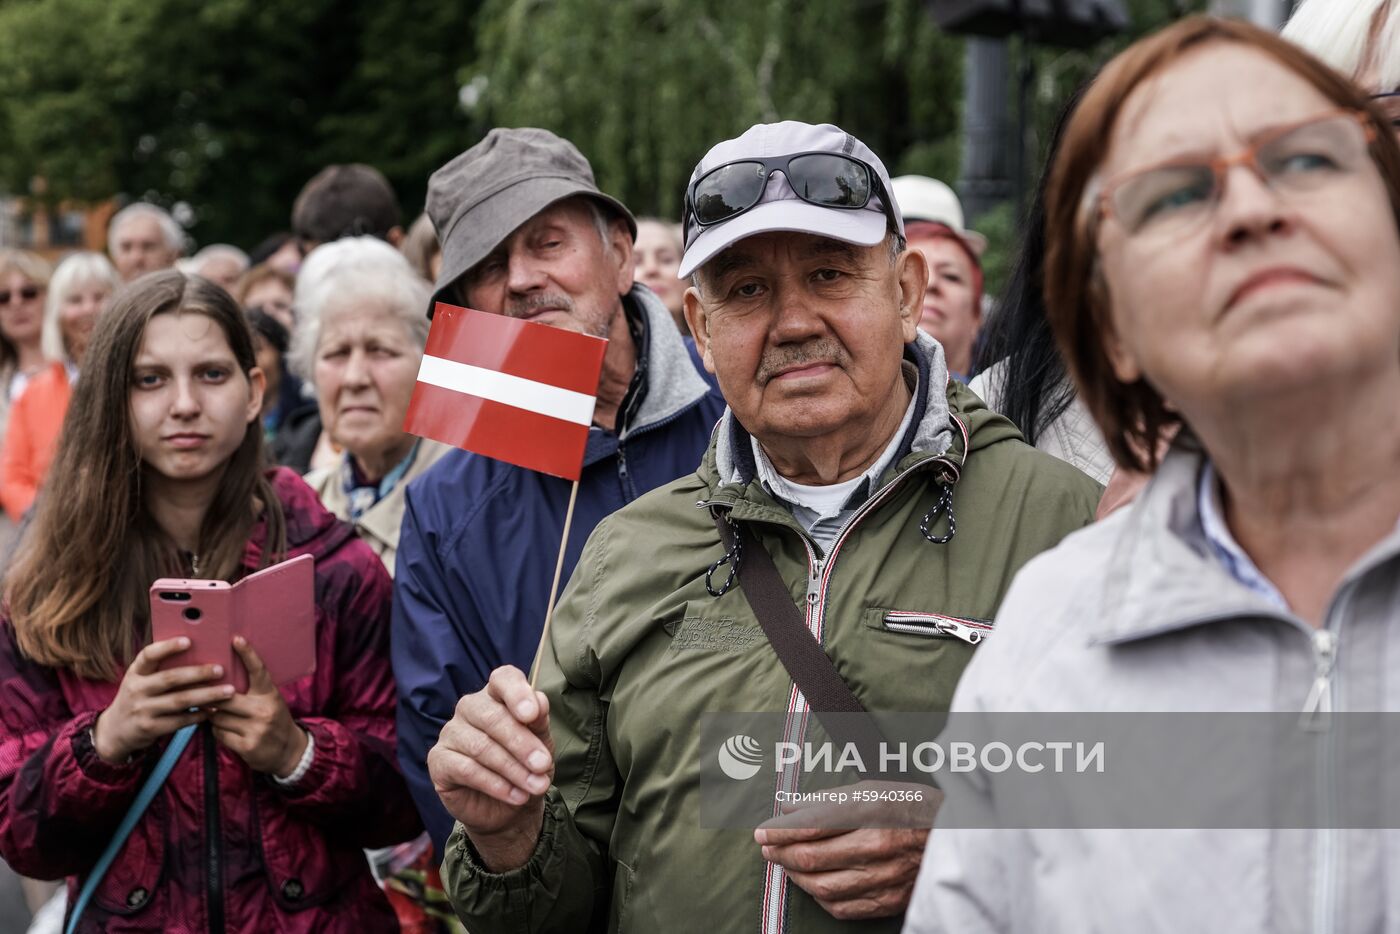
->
xmin=1283 ymin=0 xmax=1400 ymax=91
xmin=583 ymin=198 xmax=624 ymax=257
xmin=107 ymin=203 xmax=184 ymax=253
xmin=288 ymin=236 xmax=432 ymax=382
xmin=191 ymin=243 xmax=249 ymax=274
xmin=41 ymin=252 xmax=120 ymax=361
xmin=691 ymin=230 xmax=906 ymax=300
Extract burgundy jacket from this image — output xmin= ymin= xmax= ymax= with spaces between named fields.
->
xmin=0 ymin=468 xmax=423 ymax=932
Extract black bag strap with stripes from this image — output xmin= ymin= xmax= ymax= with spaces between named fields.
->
xmin=712 ymin=512 xmax=886 ymax=764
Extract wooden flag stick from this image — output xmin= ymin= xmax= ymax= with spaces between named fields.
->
xmin=531 ymin=478 xmax=582 ymax=691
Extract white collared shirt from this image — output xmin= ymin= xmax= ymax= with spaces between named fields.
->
xmin=1197 ymin=461 xmax=1289 ymax=611
xmin=752 ymin=390 xmax=918 ymax=551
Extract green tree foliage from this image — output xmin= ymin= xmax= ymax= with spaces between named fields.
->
xmin=0 ymin=0 xmax=479 ymax=247
xmin=466 ymin=0 xmax=964 ymax=221
xmin=0 ymin=0 xmax=1209 ymax=253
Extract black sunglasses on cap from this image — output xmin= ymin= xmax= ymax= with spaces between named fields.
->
xmin=684 ymin=151 xmax=895 ymax=233
xmin=0 ymin=285 xmax=39 ymax=305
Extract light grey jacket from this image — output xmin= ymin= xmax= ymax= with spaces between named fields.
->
xmin=968 ymin=362 xmax=1113 ymax=485
xmin=904 ymin=444 xmax=1400 ymax=934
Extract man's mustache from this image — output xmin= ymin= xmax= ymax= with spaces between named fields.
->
xmin=503 ymin=293 xmax=574 ymax=319
xmin=756 ymin=340 xmax=847 ymax=384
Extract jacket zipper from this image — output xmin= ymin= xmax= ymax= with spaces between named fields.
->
xmin=882 ymin=613 xmax=991 ymax=645
xmin=1299 ymin=629 xmax=1336 ymax=729
xmin=1306 ymin=585 xmax=1353 ymax=934
xmin=735 ymin=451 xmax=958 ymax=934
xmin=202 ymin=727 xmax=226 ymax=934
xmin=616 ymin=445 xmax=632 ymax=500
xmin=765 ymin=533 xmax=822 ymax=934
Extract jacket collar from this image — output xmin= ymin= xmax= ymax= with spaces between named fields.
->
xmin=577 ymin=285 xmax=713 ymax=467
xmin=352 ymin=441 xmax=451 ymax=548
xmin=713 ymin=329 xmax=954 ymax=486
xmin=1088 ymin=444 xmax=1400 ymax=645
xmin=618 ymin=284 xmax=713 ymax=440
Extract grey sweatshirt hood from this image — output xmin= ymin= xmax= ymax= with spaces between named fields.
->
xmin=620 ymin=283 xmax=713 ymax=439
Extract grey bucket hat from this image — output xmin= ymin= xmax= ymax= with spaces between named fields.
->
xmin=424 ymin=127 xmax=637 ymax=316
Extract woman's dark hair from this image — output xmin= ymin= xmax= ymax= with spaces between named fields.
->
xmin=248 ymin=232 xmax=294 ymax=267
xmin=6 ymin=271 xmax=287 ymax=681
xmin=246 ymin=306 xmax=289 ymax=355
xmin=973 ymin=89 xmax=1084 ymax=446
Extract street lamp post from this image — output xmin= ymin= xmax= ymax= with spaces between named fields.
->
xmin=930 ymin=0 xmax=1129 ymax=225
xmin=958 ymin=37 xmax=1015 ymax=223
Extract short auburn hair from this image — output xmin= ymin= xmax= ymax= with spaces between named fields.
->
xmin=1043 ymin=15 xmax=1400 ymax=471
xmin=233 ymin=261 xmax=295 ymax=309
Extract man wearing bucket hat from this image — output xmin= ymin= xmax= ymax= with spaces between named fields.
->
xmin=428 ymin=122 xmax=1099 ymax=932
xmin=891 ymin=176 xmax=987 ymax=380
xmin=392 ymin=127 xmax=726 ymax=855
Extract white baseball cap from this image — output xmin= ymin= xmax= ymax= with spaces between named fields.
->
xmin=891 ymin=175 xmax=987 ymax=256
xmin=679 ymin=122 xmax=903 ymax=279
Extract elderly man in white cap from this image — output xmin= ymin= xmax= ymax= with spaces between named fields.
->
xmin=891 ymin=176 xmax=987 ymax=380
xmin=427 ymin=121 xmax=1099 ymax=933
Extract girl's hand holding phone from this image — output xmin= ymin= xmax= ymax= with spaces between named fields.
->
xmin=92 ymin=637 xmax=235 ymax=764
xmin=209 ymin=636 xmax=308 ymax=778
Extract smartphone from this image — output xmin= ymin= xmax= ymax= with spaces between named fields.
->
xmin=150 ymin=579 xmax=234 ymax=681
xmin=151 ymin=554 xmax=316 ymax=693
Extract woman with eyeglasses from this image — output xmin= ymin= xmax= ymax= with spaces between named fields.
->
xmin=0 ymin=252 xmax=120 ymax=523
xmin=0 ymin=250 xmax=53 ymax=443
xmin=904 ymin=17 xmax=1400 ymax=932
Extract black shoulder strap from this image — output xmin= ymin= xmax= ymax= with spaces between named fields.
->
xmin=713 ymin=513 xmax=885 ymax=763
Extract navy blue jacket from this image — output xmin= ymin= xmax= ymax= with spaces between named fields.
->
xmin=392 ymin=288 xmax=725 ymax=853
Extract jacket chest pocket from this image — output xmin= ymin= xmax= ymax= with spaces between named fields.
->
xmin=848 ymin=608 xmax=985 ymax=725
xmin=867 ymin=609 xmax=993 ymax=645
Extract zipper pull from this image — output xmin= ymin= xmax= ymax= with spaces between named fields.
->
xmin=936 ymin=619 xmax=986 ymax=645
xmin=1300 ymin=628 xmax=1337 ymax=732
xmin=806 ymin=559 xmax=824 ymax=607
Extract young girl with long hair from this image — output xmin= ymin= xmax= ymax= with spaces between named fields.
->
xmin=0 ymin=271 xmax=421 ymax=931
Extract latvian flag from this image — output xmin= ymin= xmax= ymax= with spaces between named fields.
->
xmin=404 ymin=303 xmax=608 ymax=481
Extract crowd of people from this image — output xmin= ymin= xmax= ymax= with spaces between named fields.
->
xmin=0 ymin=1 xmax=1397 ymax=931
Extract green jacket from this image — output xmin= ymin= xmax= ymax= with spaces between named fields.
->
xmin=443 ymin=339 xmax=1102 ymax=933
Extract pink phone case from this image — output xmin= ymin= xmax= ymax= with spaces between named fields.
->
xmin=151 ymin=553 xmax=316 ymax=693
xmin=150 ymin=579 xmax=234 ymax=678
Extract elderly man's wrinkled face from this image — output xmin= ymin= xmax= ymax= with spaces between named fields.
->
xmin=461 ymin=198 xmax=633 ymax=339
xmin=112 ymin=215 xmax=179 ymax=282
xmin=686 ymin=232 xmax=924 ymax=442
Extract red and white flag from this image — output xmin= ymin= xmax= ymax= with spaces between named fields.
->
xmin=403 ymin=303 xmax=608 ymax=480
